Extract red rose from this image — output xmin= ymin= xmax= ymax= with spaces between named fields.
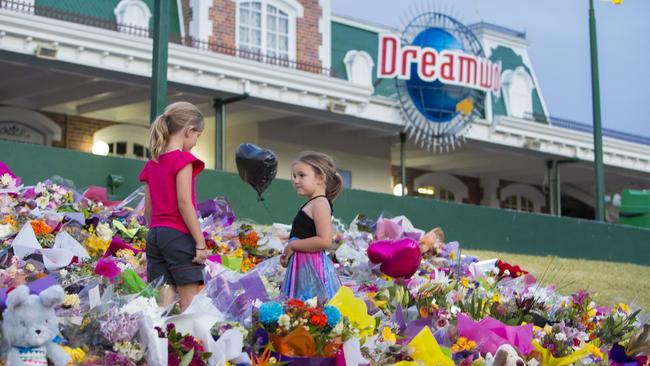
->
xmin=310 ymin=313 xmax=327 ymax=328
xmin=288 ymin=298 xmax=305 ymax=309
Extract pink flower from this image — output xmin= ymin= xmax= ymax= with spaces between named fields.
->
xmin=95 ymin=257 xmax=122 ymax=279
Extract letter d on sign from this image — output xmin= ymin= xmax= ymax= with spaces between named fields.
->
xmin=378 ymin=34 xmax=399 ymax=78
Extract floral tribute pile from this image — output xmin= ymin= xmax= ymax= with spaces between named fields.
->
xmin=0 ymin=162 xmax=648 ymax=366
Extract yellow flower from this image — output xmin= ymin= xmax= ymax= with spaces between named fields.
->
xmin=116 ymin=248 xmax=135 ymax=258
xmin=83 ymin=235 xmax=110 ymax=257
xmin=382 ymin=326 xmax=397 ymax=344
xmin=492 ymin=293 xmax=501 ymax=303
xmin=587 ymin=307 xmax=597 ymax=318
xmin=617 ymin=303 xmax=631 ymax=314
xmin=590 ymin=344 xmax=604 ymax=359
xmin=233 ymin=247 xmax=244 ymax=258
xmin=62 ymin=346 xmax=86 ymax=364
xmin=461 ymin=277 xmax=470 ymax=288
xmin=63 ymin=294 xmax=80 ymax=308
xmin=449 ymin=251 xmax=456 ymax=261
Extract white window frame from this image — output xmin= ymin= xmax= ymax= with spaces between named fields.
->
xmin=233 ymin=0 xmax=302 ymax=61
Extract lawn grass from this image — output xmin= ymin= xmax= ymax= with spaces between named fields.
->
xmin=465 ymin=249 xmax=650 ymax=311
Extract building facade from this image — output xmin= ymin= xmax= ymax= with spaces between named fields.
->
xmin=1 ymin=0 xmax=649 ymax=221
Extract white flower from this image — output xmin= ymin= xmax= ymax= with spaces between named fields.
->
xmin=555 ymin=333 xmax=567 ymax=341
xmin=450 ymin=305 xmax=461 ymax=315
xmin=96 ymin=222 xmax=114 ymax=241
xmin=59 ymin=269 xmax=68 ymax=277
xmin=0 ymin=173 xmax=14 ymax=187
xmin=0 ymin=224 xmax=14 ymax=239
xmin=306 ymin=297 xmax=318 ymax=308
xmin=332 ymin=321 xmax=344 ymax=336
xmin=35 ymin=182 xmax=46 ymax=194
xmin=120 ymin=296 xmax=162 ymax=316
xmin=35 ymin=195 xmax=50 ymax=208
xmin=117 ymin=262 xmax=131 ymax=271
xmin=278 ymin=314 xmax=291 ymax=328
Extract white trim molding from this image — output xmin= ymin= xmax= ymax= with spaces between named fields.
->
xmin=501 ymin=66 xmax=534 ymax=119
xmin=414 ymin=172 xmax=469 ymax=203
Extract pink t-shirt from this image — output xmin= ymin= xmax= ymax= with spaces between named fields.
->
xmin=139 ymin=150 xmax=204 ymax=234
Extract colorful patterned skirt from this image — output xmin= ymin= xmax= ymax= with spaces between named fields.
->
xmin=281 ymin=250 xmax=341 ymax=303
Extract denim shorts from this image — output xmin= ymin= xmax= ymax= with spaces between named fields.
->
xmin=146 ymin=227 xmax=204 ymax=286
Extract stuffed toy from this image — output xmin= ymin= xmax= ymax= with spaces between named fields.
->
xmin=419 ymin=227 xmax=445 ymax=258
xmin=1 ymin=285 xmax=70 ymax=366
xmin=486 ymin=343 xmax=527 ymax=366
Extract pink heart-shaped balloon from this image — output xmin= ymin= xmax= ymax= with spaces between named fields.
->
xmin=367 ymin=238 xmax=421 ymax=278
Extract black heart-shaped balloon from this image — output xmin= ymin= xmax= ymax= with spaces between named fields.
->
xmin=235 ymin=143 xmax=278 ymax=200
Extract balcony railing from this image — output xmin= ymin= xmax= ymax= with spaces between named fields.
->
xmin=522 ymin=112 xmax=650 ymax=147
xmin=1 ymin=0 xmax=333 ymax=76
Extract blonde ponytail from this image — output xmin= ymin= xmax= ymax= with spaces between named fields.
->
xmin=149 ymin=114 xmax=170 ymax=161
xmin=294 ymin=151 xmax=344 ymax=201
xmin=148 ymin=101 xmax=205 ymax=161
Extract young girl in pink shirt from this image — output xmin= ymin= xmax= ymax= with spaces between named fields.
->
xmin=139 ymin=101 xmax=208 ymax=311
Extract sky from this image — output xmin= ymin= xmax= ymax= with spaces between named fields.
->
xmin=331 ymin=0 xmax=650 ymax=137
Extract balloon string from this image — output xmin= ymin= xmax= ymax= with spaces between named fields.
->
xmin=260 ymin=199 xmax=277 ymax=223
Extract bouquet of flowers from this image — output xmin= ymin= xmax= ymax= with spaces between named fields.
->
xmin=156 ymin=323 xmax=212 ymax=366
xmin=239 ymin=223 xmax=259 ymax=250
xmin=256 ymin=298 xmax=352 ymax=358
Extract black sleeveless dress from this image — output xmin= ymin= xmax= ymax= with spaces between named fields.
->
xmin=289 ymin=195 xmax=333 ymax=239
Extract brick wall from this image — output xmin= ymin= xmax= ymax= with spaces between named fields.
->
xmin=210 ymin=0 xmax=236 ymax=54
xmin=42 ymin=111 xmax=116 ymax=153
xmin=296 ymin=0 xmax=322 ymax=69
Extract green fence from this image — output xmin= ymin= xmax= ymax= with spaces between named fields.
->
xmin=2 ymin=140 xmax=649 ymax=265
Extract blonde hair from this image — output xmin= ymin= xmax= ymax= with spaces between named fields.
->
xmin=294 ymin=151 xmax=343 ymax=200
xmin=149 ymin=101 xmax=204 ymax=161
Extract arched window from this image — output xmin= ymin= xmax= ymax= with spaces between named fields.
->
xmin=93 ymin=125 xmax=150 ymax=159
xmin=236 ymin=0 xmax=302 ymax=60
xmin=413 ymin=172 xmax=468 ymax=203
xmin=501 ymin=66 xmax=534 ymax=119
xmin=114 ymin=0 xmax=152 ymax=35
xmin=500 ymin=183 xmax=545 ymax=213
xmin=0 ymin=107 xmax=61 ymax=146
xmin=344 ymin=50 xmax=374 ymax=88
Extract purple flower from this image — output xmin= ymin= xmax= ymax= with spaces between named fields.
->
xmin=182 ymin=335 xmax=196 ymax=350
xmin=166 ymin=322 xmax=176 ymax=332
xmin=104 ymin=351 xmax=136 ymax=366
xmin=100 ymin=310 xmax=139 ymax=343
xmin=571 ymin=290 xmax=590 ymax=307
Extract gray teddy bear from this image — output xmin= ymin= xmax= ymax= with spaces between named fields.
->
xmin=1 ymin=285 xmax=71 ymax=366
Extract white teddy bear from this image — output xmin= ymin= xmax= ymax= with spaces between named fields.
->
xmin=1 ymin=285 xmax=70 ymax=366
xmin=485 ymin=344 xmax=527 ymax=366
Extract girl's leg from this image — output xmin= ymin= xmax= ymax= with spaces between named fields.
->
xmin=177 ymin=283 xmax=202 ymax=312
xmin=159 ymin=284 xmax=177 ymax=308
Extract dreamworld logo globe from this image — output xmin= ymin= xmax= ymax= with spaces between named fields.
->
xmin=377 ymin=13 xmax=502 ymax=149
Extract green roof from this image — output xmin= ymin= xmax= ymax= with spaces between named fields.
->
xmin=331 ymin=21 xmax=396 ymax=98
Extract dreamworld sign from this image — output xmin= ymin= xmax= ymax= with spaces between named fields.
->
xmin=377 ymin=34 xmax=501 ymax=95
xmin=375 ymin=12 xmax=503 ymax=150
